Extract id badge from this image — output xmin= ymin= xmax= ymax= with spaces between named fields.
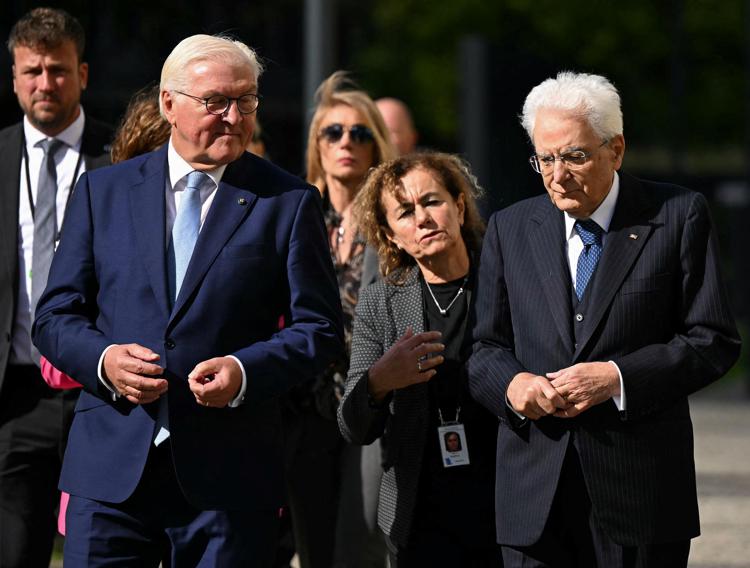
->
xmin=437 ymin=423 xmax=470 ymax=468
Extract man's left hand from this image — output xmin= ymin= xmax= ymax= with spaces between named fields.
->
xmin=188 ymin=357 xmax=242 ymax=408
xmin=546 ymin=362 xmax=620 ymax=418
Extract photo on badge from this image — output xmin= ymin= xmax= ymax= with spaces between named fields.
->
xmin=437 ymin=423 xmax=470 ymax=468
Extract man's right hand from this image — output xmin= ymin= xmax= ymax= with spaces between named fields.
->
xmin=506 ymin=372 xmax=569 ymax=420
xmin=102 ymin=344 xmax=167 ymax=405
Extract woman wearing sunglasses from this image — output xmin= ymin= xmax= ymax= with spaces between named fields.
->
xmin=281 ymin=71 xmax=394 ymax=568
xmin=338 ymin=153 xmax=502 ymax=567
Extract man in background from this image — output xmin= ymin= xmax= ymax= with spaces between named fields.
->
xmin=376 ymin=97 xmax=418 ymax=155
xmin=0 ymin=8 xmax=111 ymax=567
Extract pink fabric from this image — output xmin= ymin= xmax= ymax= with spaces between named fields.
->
xmin=39 ymin=356 xmax=82 ymax=389
xmin=58 ymin=492 xmax=69 ymax=535
xmin=39 ymin=357 xmax=79 ymax=534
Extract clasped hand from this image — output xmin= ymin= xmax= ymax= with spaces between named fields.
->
xmin=103 ymin=344 xmax=242 ymax=408
xmin=506 ymin=362 xmax=620 ymax=420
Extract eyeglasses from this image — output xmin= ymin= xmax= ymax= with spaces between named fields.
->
xmin=529 ymin=139 xmax=609 ymax=174
xmin=318 ymin=123 xmax=375 ymax=145
xmin=173 ymin=91 xmax=261 ymax=115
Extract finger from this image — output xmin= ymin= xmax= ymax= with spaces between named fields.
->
xmin=121 ymin=357 xmax=164 ymax=377
xmin=417 ymin=354 xmax=444 ymax=372
xmin=415 ymin=342 xmax=445 ymax=358
xmin=127 ymin=375 xmax=168 ymax=392
xmin=545 ymin=370 xmax=563 ymax=379
xmin=188 ymin=358 xmax=222 ymax=381
xmin=554 ymin=404 xmax=584 ymax=418
xmin=405 ymin=330 xmax=442 ymax=350
xmin=413 ymin=368 xmax=437 ymax=384
xmin=539 ymin=381 xmax=568 ymax=409
xmin=394 ymin=327 xmax=415 ymax=345
xmin=126 ymin=344 xmax=161 ymax=362
xmin=121 ymin=384 xmax=162 ymax=404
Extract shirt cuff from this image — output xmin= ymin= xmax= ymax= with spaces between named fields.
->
xmin=608 ymin=360 xmax=626 ymax=411
xmin=98 ymin=345 xmax=120 ymax=401
xmin=227 ymin=355 xmax=247 ymax=407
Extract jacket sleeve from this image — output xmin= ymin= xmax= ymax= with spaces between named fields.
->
xmin=338 ymin=283 xmax=390 ymax=445
xmin=614 ymin=191 xmax=741 ymax=417
xmin=467 ymin=212 xmax=527 ymax=424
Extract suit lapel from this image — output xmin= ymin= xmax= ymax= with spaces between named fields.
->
xmin=169 ymin=175 xmax=257 ymax=324
xmin=573 ymin=174 xmax=653 ymax=361
xmin=387 ymin=268 xmax=424 ymax=336
xmin=527 ymin=199 xmax=575 ymax=353
xmin=129 ymin=148 xmax=171 ymax=320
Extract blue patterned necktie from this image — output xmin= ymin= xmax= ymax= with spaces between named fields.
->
xmin=574 ymin=219 xmax=604 ymax=301
xmin=168 ymin=170 xmax=208 ymax=304
xmin=156 ymin=170 xmax=207 ymax=446
xmin=30 ymin=138 xmax=64 ymax=365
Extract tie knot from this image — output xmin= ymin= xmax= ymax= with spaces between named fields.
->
xmin=185 ymin=170 xmax=209 ymax=192
xmin=575 ymin=219 xmax=603 ymax=246
xmin=38 ymin=138 xmax=64 ymax=157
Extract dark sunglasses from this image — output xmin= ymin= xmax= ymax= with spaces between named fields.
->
xmin=318 ymin=123 xmax=375 ymax=145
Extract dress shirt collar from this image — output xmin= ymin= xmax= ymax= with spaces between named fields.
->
xmin=167 ymin=139 xmax=227 ymax=190
xmin=564 ymin=171 xmax=620 ymax=239
xmin=23 ymin=105 xmax=85 ymax=150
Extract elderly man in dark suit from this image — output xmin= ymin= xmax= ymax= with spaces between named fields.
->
xmin=0 ymin=8 xmax=111 ymax=568
xmin=33 ymin=33 xmax=343 ymax=567
xmin=468 ymin=71 xmax=741 ymax=567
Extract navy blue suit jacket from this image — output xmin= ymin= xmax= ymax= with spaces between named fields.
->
xmin=33 ymin=146 xmax=343 ymax=511
xmin=468 ymin=173 xmax=740 ymax=546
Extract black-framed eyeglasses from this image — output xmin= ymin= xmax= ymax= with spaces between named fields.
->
xmin=318 ymin=123 xmax=375 ymax=145
xmin=529 ymin=139 xmax=609 ymax=174
xmin=173 ymin=90 xmax=261 ymax=115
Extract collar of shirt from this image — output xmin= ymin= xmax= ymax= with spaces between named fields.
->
xmin=563 ymin=171 xmax=620 ymax=287
xmin=165 ymin=140 xmax=228 ymax=241
xmin=167 ymin=139 xmax=227 ymax=192
xmin=23 ymin=105 xmax=85 ymax=151
xmin=564 ymin=170 xmax=620 ymax=242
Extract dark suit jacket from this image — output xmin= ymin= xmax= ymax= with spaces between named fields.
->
xmin=33 ymin=145 xmax=344 ymax=511
xmin=468 ymin=173 xmax=740 ymax=546
xmin=0 ymin=117 xmax=111 ymax=393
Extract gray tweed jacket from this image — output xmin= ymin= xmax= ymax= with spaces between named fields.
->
xmin=337 ymin=266 xmax=431 ymax=546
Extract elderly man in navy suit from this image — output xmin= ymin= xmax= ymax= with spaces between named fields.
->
xmin=468 ymin=72 xmax=740 ymax=567
xmin=34 ymin=34 xmax=343 ymax=567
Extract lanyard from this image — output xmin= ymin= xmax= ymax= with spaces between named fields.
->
xmin=21 ymin=132 xmax=83 ymax=239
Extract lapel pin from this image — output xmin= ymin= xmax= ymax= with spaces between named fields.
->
xmin=238 ymin=197 xmax=247 ymax=206
xmin=629 ymin=233 xmax=638 ymax=240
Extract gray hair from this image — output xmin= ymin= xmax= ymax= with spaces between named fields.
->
xmin=521 ymin=71 xmax=623 ymax=142
xmin=159 ymin=34 xmax=263 ymax=116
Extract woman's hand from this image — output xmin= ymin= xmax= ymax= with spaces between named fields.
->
xmin=367 ymin=327 xmax=444 ymax=402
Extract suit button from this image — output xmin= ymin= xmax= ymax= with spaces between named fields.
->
xmin=165 ymin=339 xmax=176 ymax=349
xmin=575 ymin=313 xmax=584 ymax=322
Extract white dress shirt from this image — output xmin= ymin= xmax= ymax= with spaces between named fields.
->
xmin=11 ymin=108 xmax=87 ymax=365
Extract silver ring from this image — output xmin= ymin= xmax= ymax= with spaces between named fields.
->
xmin=417 ymin=361 xmax=423 ymax=373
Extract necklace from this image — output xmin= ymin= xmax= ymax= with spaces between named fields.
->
xmin=424 ymin=275 xmax=469 ymax=316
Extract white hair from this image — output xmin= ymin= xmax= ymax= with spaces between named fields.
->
xmin=159 ymin=34 xmax=264 ymax=116
xmin=521 ymin=71 xmax=623 ymax=142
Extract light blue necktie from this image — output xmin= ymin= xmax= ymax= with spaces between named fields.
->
xmin=168 ymin=170 xmax=207 ymax=304
xmin=574 ymin=219 xmax=604 ymax=301
xmin=155 ymin=170 xmax=208 ymax=446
